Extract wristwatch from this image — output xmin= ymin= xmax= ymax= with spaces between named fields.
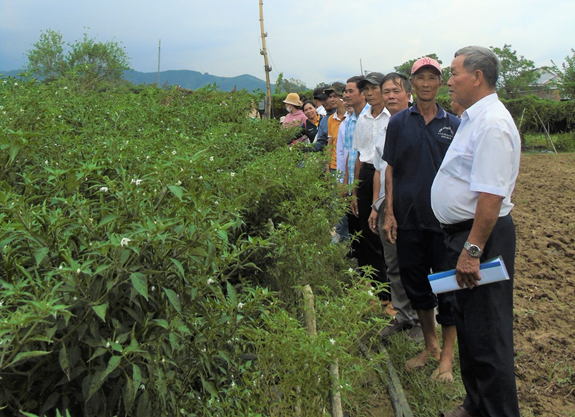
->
xmin=464 ymin=241 xmax=483 ymax=258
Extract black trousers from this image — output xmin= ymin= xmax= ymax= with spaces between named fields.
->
xmin=443 ymin=214 xmax=520 ymax=417
xmin=396 ymin=228 xmax=455 ymax=327
xmin=354 ymin=163 xmax=388 ymax=300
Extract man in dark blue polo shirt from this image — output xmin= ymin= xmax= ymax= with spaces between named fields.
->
xmin=382 ymin=57 xmax=460 ymax=382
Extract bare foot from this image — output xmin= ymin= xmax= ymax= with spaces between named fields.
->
xmin=405 ymin=349 xmax=440 ymax=371
xmin=430 ymin=362 xmax=454 ymax=383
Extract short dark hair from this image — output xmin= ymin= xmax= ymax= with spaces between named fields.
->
xmin=454 ymin=46 xmax=499 ymax=89
xmin=346 ymin=75 xmax=365 ymax=89
xmin=302 ymin=100 xmax=315 ymax=110
xmin=380 ymin=72 xmax=412 ymax=93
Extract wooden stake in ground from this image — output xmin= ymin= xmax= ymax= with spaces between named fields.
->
xmin=302 ymin=285 xmax=343 ymax=417
xmin=258 ymin=0 xmax=272 ymax=119
xmin=533 ymin=108 xmax=557 ymax=153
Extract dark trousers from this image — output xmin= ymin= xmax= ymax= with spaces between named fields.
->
xmin=396 ymin=228 xmax=455 ymax=327
xmin=443 ymin=214 xmax=520 ymax=417
xmin=355 ymin=163 xmax=388 ymax=299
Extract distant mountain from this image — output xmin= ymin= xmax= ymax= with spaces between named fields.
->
xmin=0 ymin=70 xmax=22 ymax=78
xmin=0 ymin=69 xmax=271 ymax=92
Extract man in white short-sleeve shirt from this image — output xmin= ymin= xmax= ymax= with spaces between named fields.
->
xmin=431 ymin=46 xmax=521 ymax=417
xmin=351 ymin=72 xmax=391 ymax=301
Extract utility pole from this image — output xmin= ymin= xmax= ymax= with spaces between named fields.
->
xmin=360 ymin=59 xmax=364 ymax=77
xmin=259 ymin=0 xmax=272 ymax=119
xmin=157 ymin=39 xmax=161 ymax=85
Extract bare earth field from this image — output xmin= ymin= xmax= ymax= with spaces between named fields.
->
xmin=513 ymin=153 xmax=575 ymax=416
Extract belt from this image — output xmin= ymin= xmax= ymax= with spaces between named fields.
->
xmin=440 ymin=219 xmax=474 ymax=234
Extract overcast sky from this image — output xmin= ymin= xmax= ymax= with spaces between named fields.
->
xmin=1 ymin=0 xmax=574 ymax=87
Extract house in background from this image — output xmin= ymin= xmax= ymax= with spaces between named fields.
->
xmin=527 ymin=68 xmax=562 ymax=100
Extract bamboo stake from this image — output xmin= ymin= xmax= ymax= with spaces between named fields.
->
xmin=302 ymin=285 xmax=317 ymax=337
xmin=301 ymin=285 xmax=343 ymax=417
xmin=533 ymin=108 xmax=557 ymax=153
xmin=258 ymin=1 xmax=272 ymax=119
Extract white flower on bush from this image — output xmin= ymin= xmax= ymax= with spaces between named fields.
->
xmin=99 ymin=186 xmax=108 ymax=192
xmin=238 ymin=302 xmax=244 ymax=310
xmin=120 ymin=238 xmax=131 ymax=247
xmin=329 ymin=338 xmax=335 ymax=345
xmin=348 ymin=268 xmax=354 ymax=274
xmin=199 ymin=176 xmax=203 ymax=179
xmin=207 ymin=278 xmax=216 ymax=285
xmin=44 ymin=160 xmax=48 ymax=165
xmin=176 ymin=180 xmax=182 ymax=185
xmin=172 ymin=150 xmax=176 ymax=155
xmin=367 ymin=290 xmax=374 ymax=297
xmin=230 ymin=172 xmax=235 ymax=178
xmin=76 ymin=268 xmax=81 ymax=274
xmin=209 ymin=156 xmax=214 ymax=162
xmin=106 ymin=341 xmax=110 ymax=348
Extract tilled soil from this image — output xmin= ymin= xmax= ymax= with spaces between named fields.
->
xmin=513 ymin=153 xmax=575 ymax=416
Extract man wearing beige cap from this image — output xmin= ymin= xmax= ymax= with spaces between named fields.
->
xmin=382 ymin=57 xmax=460 ymax=381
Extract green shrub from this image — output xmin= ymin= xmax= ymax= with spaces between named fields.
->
xmin=0 ymin=78 xmax=384 ymax=416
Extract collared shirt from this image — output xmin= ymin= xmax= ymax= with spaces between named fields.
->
xmin=313 ymin=108 xmax=336 ymax=151
xmin=343 ymin=103 xmax=370 ymax=184
xmin=353 ymin=107 xmax=391 ymax=164
xmin=383 ymin=102 xmax=460 ymax=231
xmin=431 ymin=93 xmax=520 ymax=225
xmin=316 ymin=105 xmax=327 ymax=116
xmin=336 ymin=112 xmax=352 ymax=182
xmin=327 ymin=110 xmax=346 ymax=170
xmin=373 ymin=121 xmax=389 ymax=198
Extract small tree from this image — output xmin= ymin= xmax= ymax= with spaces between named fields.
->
xmin=283 ymin=78 xmax=308 ymax=93
xmin=551 ymin=48 xmax=575 ymax=99
xmin=26 ymin=29 xmax=131 ymax=88
xmin=26 ymin=29 xmax=67 ymax=81
xmin=491 ymin=44 xmax=537 ymax=99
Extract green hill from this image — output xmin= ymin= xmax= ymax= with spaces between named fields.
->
xmin=1 ymin=69 xmax=271 ymax=92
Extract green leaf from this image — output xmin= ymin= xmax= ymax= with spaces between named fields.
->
xmin=163 ymin=287 xmax=181 ymax=313
xmin=98 ymin=214 xmax=118 ymax=228
xmin=190 ymin=247 xmax=208 ymax=257
xmin=59 ymin=343 xmax=70 ymax=380
xmin=103 ymin=355 xmax=121 ymax=379
xmin=88 ymin=347 xmax=107 ymax=362
xmin=18 ymin=411 xmax=39 ymax=417
xmin=227 ymin=281 xmax=237 ymax=305
xmin=170 ymin=257 xmax=185 ymax=278
xmin=95 ymin=264 xmax=111 ymax=275
xmin=86 ymin=356 xmax=121 ymax=400
xmin=130 ymin=272 xmax=148 ymax=301
xmin=92 ymin=303 xmax=108 ymax=322
xmin=8 ymin=350 xmax=51 ymax=366
xmin=124 ymin=375 xmax=135 ymax=411
xmin=168 ymin=185 xmax=183 ymax=200
xmin=34 ymin=247 xmax=50 ymax=266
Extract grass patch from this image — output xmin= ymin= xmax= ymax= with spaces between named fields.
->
xmin=523 ymin=132 xmax=575 ymax=152
xmin=385 ymin=330 xmax=465 ymax=416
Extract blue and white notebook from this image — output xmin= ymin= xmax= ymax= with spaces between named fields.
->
xmin=428 ymin=256 xmax=510 ymax=294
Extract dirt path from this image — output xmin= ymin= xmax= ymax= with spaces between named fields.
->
xmin=513 ymin=153 xmax=575 ymax=416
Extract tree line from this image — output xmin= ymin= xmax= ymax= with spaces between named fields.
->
xmin=18 ymin=29 xmax=575 ymax=100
